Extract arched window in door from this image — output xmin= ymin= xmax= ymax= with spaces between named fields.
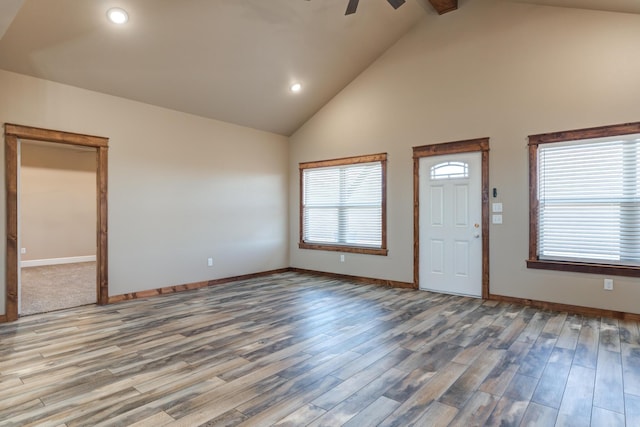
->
xmin=430 ymin=161 xmax=469 ymax=180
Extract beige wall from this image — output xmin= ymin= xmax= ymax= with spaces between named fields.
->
xmin=289 ymin=0 xmax=640 ymax=313
xmin=20 ymin=142 xmax=96 ymax=262
xmin=3 ymin=0 xmax=640 ymax=318
xmin=0 ymin=69 xmax=289 ymax=315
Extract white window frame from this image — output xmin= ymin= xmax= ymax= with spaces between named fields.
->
xmin=299 ymin=153 xmax=387 ymax=256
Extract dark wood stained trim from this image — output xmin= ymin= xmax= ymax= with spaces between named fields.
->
xmin=97 ymin=147 xmax=109 ymax=304
xmin=413 ymin=138 xmax=490 ymax=298
xmin=5 ymin=135 xmax=18 ymax=322
xmin=528 ymin=143 xmax=538 ymax=260
xmin=0 ymin=314 xmax=7 ymax=323
xmin=109 ymin=282 xmax=211 ymax=303
xmin=412 ymin=153 xmax=420 ymax=288
xmin=528 ymin=121 xmax=640 ymax=275
xmin=481 ymin=149 xmax=490 ymax=299
xmin=413 ymin=138 xmax=489 ymax=158
xmin=299 ymin=153 xmax=387 ymax=169
xmin=298 ymin=243 xmax=388 ymax=256
xmin=299 ymin=167 xmax=304 ymax=247
xmin=4 ymin=123 xmax=109 ymax=322
xmin=489 ymin=293 xmax=640 ymax=322
xmin=299 ymin=153 xmax=388 ymax=255
xmin=528 ymin=121 xmax=640 ymax=146
xmin=5 ymin=123 xmax=109 ymax=148
xmin=289 ymin=267 xmax=416 ymax=289
xmin=108 ymin=268 xmax=291 ymax=303
xmin=381 ymin=155 xmax=388 ymax=252
xmin=428 ymin=0 xmax=458 ymax=15
xmin=526 ymin=259 xmax=640 ymax=278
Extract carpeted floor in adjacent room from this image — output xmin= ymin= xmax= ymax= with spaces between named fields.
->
xmin=20 ymin=261 xmax=96 ymax=315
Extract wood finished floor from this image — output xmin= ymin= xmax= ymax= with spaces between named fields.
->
xmin=1 ymin=272 xmax=639 ymax=426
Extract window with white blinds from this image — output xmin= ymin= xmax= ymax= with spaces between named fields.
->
xmin=536 ymin=134 xmax=640 ymax=267
xmin=299 ymin=153 xmax=387 ymax=255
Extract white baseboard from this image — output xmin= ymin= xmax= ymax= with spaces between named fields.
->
xmin=21 ymin=255 xmax=96 ymax=268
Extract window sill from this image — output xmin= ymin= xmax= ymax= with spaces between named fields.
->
xmin=526 ymin=259 xmax=640 ymax=278
xmin=299 ymin=242 xmax=388 ymax=256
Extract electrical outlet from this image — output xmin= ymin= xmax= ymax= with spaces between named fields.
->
xmin=20 ymin=248 xmax=26 ymax=254
xmin=340 ymin=254 xmax=345 ymax=263
xmin=207 ymin=257 xmax=213 ymax=267
xmin=604 ymin=278 xmax=613 ymax=291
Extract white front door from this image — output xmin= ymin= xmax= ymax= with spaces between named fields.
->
xmin=419 ymin=152 xmax=482 ymax=297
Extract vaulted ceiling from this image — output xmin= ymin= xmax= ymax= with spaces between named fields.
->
xmin=1 ymin=0 xmax=638 ymax=136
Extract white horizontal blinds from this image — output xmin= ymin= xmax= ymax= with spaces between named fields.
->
xmin=538 ymin=135 xmax=640 ymax=265
xmin=303 ymin=161 xmax=382 ymax=247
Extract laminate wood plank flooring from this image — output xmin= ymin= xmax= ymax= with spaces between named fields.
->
xmin=1 ymin=271 xmax=639 ymax=426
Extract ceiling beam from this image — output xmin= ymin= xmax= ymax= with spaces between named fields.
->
xmin=428 ymin=0 xmax=458 ymax=15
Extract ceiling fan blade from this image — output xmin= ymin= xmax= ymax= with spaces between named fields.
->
xmin=387 ymin=0 xmax=406 ymax=9
xmin=345 ymin=0 xmax=359 ymax=15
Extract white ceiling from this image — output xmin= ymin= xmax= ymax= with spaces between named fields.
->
xmin=1 ymin=0 xmax=639 ymax=136
xmin=0 ymin=0 xmax=429 ymax=136
xmin=511 ymin=0 xmax=640 ymax=15
xmin=0 ymin=0 xmax=24 ymax=39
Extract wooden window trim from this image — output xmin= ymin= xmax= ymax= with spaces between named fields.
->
xmin=527 ymin=121 xmax=640 ymax=278
xmin=413 ymin=138 xmax=490 ymax=297
xmin=4 ymin=123 xmax=109 ymax=322
xmin=299 ymin=153 xmax=388 ymax=256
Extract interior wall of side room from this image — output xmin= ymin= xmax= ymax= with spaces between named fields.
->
xmin=0 ymin=69 xmax=290 ymax=316
xmin=20 ymin=142 xmax=96 ymax=263
xmin=289 ymin=0 xmax=640 ymax=314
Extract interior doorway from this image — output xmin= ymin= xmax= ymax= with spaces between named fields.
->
xmin=4 ymin=124 xmax=109 ymax=322
xmin=413 ymin=138 xmax=490 ymax=298
xmin=19 ymin=140 xmax=97 ymax=315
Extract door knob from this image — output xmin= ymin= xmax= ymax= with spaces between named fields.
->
xmin=473 ymin=233 xmax=480 ymax=238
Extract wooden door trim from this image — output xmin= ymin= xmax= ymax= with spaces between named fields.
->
xmin=413 ymin=138 xmax=490 ymax=298
xmin=3 ymin=124 xmax=109 ymax=322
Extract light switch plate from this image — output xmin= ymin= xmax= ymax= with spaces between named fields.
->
xmin=492 ymin=203 xmax=503 ymax=213
xmin=492 ymin=214 xmax=503 ymax=224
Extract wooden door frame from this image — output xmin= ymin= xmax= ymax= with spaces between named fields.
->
xmin=413 ymin=138 xmax=490 ymax=298
xmin=4 ymin=124 xmax=109 ymax=322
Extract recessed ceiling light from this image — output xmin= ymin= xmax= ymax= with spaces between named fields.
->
xmin=290 ymin=83 xmax=302 ymax=93
xmin=107 ymin=8 xmax=129 ymax=24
